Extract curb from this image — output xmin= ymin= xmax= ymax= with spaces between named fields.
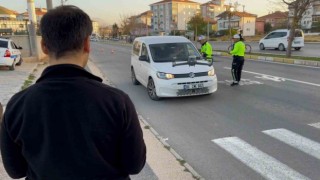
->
xmin=86 ymin=59 xmax=203 ymax=180
xmin=138 ymin=116 xmax=203 ymax=180
xmin=213 ymin=51 xmax=319 ymax=67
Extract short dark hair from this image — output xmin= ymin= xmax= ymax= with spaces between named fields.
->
xmin=40 ymin=5 xmax=93 ymax=59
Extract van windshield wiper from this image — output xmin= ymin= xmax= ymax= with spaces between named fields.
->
xmin=172 ymin=56 xmax=213 ymax=67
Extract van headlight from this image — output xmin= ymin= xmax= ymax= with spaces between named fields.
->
xmin=157 ymin=72 xmax=175 ymax=80
xmin=208 ymin=69 xmax=215 ymax=76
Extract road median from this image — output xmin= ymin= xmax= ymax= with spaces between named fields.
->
xmin=214 ymin=51 xmax=320 ymax=67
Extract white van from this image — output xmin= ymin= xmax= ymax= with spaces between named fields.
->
xmin=131 ymin=36 xmax=217 ymax=100
xmin=259 ymin=29 xmax=304 ymax=51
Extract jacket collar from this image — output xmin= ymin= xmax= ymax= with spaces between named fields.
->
xmin=36 ymin=64 xmax=103 ymax=83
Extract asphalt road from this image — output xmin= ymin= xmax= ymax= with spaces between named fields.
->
xmin=90 ymin=42 xmax=320 ymax=180
xmin=210 ymin=41 xmax=320 ymax=58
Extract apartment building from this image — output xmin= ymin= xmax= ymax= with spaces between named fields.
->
xmin=0 ymin=6 xmax=26 ymax=35
xmin=130 ymin=11 xmax=153 ymax=36
xmin=136 ymin=10 xmax=153 ymax=26
xmin=150 ymin=0 xmax=200 ymax=35
xmin=0 ymin=6 xmax=17 ymax=20
xmin=92 ymin=21 xmax=100 ymax=35
xmin=217 ymin=11 xmax=257 ymax=36
xmin=200 ymin=0 xmax=228 ymax=21
xmin=17 ymin=8 xmax=47 ymax=24
xmin=288 ymin=0 xmax=320 ymax=32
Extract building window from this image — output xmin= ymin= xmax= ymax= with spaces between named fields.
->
xmin=19 ymin=24 xmax=24 ymax=28
xmin=246 ymin=28 xmax=250 ymax=31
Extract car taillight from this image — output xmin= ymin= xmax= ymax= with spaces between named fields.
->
xmin=4 ymin=49 xmax=11 ymax=57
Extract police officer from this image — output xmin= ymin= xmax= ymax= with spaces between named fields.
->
xmin=198 ymin=35 xmax=213 ymax=62
xmin=229 ymin=34 xmax=245 ymax=86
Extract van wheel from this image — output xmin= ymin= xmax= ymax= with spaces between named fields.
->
xmin=294 ymin=47 xmax=301 ymax=51
xmin=131 ymin=68 xmax=140 ymax=85
xmin=9 ymin=59 xmax=16 ymax=71
xmin=147 ymin=78 xmax=160 ymax=101
xmin=16 ymin=57 xmax=23 ymax=66
xmin=278 ymin=44 xmax=285 ymax=51
xmin=259 ymin=43 xmax=265 ymax=50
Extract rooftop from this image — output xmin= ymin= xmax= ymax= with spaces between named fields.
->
xmin=0 ymin=6 xmax=18 ymax=15
xmin=257 ymin=11 xmax=288 ymax=21
xmin=217 ymin=11 xmax=257 ymax=18
xmin=135 ymin=36 xmax=190 ymax=44
xmin=150 ymin=0 xmax=199 ymax=5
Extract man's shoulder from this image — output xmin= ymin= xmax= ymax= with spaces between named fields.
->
xmin=86 ymin=80 xmax=130 ymax=101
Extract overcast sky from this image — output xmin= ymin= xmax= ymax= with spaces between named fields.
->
xmin=2 ymin=0 xmax=281 ymax=26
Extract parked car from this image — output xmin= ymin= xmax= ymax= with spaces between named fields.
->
xmin=90 ymin=37 xmax=99 ymax=42
xmin=0 ymin=38 xmax=23 ymax=70
xmin=131 ymin=36 xmax=218 ymax=100
xmin=259 ymin=29 xmax=304 ymax=51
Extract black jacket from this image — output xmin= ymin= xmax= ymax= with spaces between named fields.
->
xmin=0 ymin=64 xmax=146 ymax=180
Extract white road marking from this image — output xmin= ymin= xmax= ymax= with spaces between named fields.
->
xmin=263 ymin=128 xmax=320 ymax=160
xmin=309 ymin=122 xmax=320 ymax=129
xmin=224 ymin=67 xmax=320 ymax=87
xmin=212 ymin=137 xmax=309 ymax=180
xmin=255 ymin=75 xmax=286 ymax=82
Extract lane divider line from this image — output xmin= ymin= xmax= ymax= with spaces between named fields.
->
xmin=224 ymin=67 xmax=320 ymax=87
xmin=309 ymin=122 xmax=320 ymax=129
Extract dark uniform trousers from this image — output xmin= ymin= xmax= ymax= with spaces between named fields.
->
xmin=231 ymin=55 xmax=245 ymax=82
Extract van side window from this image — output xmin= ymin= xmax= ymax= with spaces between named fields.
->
xmin=279 ymin=32 xmax=287 ymax=38
xmin=141 ymin=44 xmax=150 ymax=62
xmin=133 ymin=41 xmax=141 ymax=56
xmin=266 ymin=32 xmax=275 ymax=39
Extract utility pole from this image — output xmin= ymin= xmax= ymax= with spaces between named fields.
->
xmin=46 ymin=0 xmax=53 ymax=10
xmin=27 ymin=0 xmax=39 ymax=59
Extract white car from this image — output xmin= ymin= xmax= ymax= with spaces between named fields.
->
xmin=131 ymin=36 xmax=218 ymax=100
xmin=259 ymin=29 xmax=304 ymax=51
xmin=0 ymin=38 xmax=23 ymax=70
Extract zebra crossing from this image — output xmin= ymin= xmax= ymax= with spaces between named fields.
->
xmin=212 ymin=124 xmax=320 ymax=180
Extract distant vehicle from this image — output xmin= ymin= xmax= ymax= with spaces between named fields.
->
xmin=112 ymin=38 xmax=119 ymax=41
xmin=0 ymin=38 xmax=23 ymax=70
xmin=131 ymin=36 xmax=217 ymax=100
xmin=90 ymin=37 xmax=99 ymax=42
xmin=259 ymin=29 xmax=304 ymax=51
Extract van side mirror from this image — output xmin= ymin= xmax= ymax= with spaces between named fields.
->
xmin=139 ymin=55 xmax=148 ymax=61
xmin=18 ymin=46 xmax=23 ymax=50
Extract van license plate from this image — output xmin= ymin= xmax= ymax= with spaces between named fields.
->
xmin=293 ymin=41 xmax=300 ymax=44
xmin=183 ymin=83 xmax=204 ymax=89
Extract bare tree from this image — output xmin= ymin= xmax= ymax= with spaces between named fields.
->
xmin=281 ymin=0 xmax=315 ymax=57
xmin=119 ymin=14 xmax=138 ymax=36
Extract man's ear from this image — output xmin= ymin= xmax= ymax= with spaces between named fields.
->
xmin=41 ymin=38 xmax=49 ymax=55
xmin=83 ymin=36 xmax=90 ymax=53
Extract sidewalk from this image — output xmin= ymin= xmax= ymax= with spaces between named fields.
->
xmin=0 ymin=61 xmax=200 ymax=180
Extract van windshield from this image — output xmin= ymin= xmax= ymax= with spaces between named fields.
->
xmin=149 ymin=42 xmax=201 ymax=63
xmin=295 ymin=30 xmax=303 ymax=37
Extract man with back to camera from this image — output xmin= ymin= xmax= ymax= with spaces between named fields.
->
xmin=0 ymin=5 xmax=146 ymax=180
xmin=198 ymin=35 xmax=213 ymax=62
xmin=229 ymin=34 xmax=246 ymax=86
